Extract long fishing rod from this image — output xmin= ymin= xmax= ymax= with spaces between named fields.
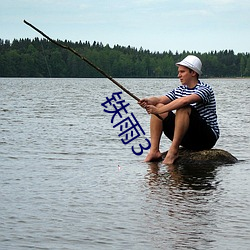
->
xmin=23 ymin=20 xmax=163 ymax=120
xmin=24 ymin=20 xmax=140 ymax=99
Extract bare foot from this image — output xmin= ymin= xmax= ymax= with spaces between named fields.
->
xmin=144 ymin=151 xmax=162 ymax=162
xmin=163 ymin=150 xmax=179 ymax=165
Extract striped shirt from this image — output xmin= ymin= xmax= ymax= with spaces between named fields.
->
xmin=166 ymin=80 xmax=220 ymax=139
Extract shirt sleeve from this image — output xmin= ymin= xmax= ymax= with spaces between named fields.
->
xmin=166 ymin=88 xmax=178 ymax=101
xmin=195 ymin=86 xmax=212 ymax=104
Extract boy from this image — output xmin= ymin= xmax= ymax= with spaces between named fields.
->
xmin=139 ymin=55 xmax=219 ymax=164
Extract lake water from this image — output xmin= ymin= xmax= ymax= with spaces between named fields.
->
xmin=1 ymin=78 xmax=250 ymax=250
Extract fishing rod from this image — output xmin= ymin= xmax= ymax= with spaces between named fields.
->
xmin=23 ymin=20 xmax=163 ymax=120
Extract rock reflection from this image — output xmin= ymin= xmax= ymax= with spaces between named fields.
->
xmin=147 ymin=162 xmax=220 ymax=191
xmin=144 ymin=162 xmax=221 ymax=249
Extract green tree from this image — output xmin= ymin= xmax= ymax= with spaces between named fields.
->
xmin=0 ymin=37 xmax=249 ymax=78
xmin=244 ymin=56 xmax=250 ymax=76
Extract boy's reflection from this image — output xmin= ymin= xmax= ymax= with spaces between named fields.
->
xmin=144 ymin=162 xmax=221 ymax=249
xmin=146 ymin=161 xmax=219 ymax=191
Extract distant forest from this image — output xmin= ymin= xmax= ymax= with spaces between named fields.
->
xmin=1 ymin=38 xmax=250 ymax=78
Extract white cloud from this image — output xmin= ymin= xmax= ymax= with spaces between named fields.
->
xmin=79 ymin=3 xmax=89 ymax=10
xmin=134 ymin=0 xmax=168 ymax=5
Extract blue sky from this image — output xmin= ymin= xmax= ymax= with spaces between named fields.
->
xmin=1 ymin=0 xmax=250 ymax=53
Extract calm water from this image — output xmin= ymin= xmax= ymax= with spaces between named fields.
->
xmin=1 ymin=78 xmax=250 ymax=250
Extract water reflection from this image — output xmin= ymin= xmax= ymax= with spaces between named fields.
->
xmin=144 ymin=162 xmax=221 ymax=249
xmin=147 ymin=162 xmax=219 ymax=191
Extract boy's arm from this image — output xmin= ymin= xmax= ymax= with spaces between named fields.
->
xmin=146 ymin=94 xmax=201 ymax=115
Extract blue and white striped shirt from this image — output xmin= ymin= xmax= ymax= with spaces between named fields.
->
xmin=166 ymin=80 xmax=220 ymax=139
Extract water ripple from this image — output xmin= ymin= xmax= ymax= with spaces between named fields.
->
xmin=0 ymin=78 xmax=250 ymax=249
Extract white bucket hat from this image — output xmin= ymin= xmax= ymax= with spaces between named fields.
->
xmin=176 ymin=55 xmax=202 ymax=75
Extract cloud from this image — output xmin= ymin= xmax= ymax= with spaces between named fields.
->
xmin=206 ymin=0 xmax=237 ymax=4
xmin=134 ymin=0 xmax=168 ymax=5
xmin=199 ymin=0 xmax=250 ymax=10
xmin=79 ymin=3 xmax=89 ymax=10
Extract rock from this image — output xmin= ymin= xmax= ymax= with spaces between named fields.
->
xmin=161 ymin=148 xmax=238 ymax=166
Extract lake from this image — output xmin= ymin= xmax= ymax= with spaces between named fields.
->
xmin=1 ymin=78 xmax=250 ymax=249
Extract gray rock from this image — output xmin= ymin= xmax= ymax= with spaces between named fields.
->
xmin=161 ymin=148 xmax=238 ymax=166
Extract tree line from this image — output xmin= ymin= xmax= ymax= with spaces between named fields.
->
xmin=0 ymin=38 xmax=250 ymax=78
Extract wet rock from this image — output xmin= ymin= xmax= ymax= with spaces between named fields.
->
xmin=162 ymin=148 xmax=238 ymax=166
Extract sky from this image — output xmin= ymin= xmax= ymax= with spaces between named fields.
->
xmin=1 ymin=0 xmax=250 ymax=53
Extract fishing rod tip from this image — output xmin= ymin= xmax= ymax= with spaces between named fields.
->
xmin=23 ymin=20 xmax=30 ymax=25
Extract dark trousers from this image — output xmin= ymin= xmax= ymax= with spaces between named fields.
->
xmin=163 ymin=107 xmax=217 ymax=150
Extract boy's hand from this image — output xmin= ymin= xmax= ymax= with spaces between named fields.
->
xmin=146 ymin=105 xmax=159 ymax=115
xmin=138 ymin=98 xmax=150 ymax=108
